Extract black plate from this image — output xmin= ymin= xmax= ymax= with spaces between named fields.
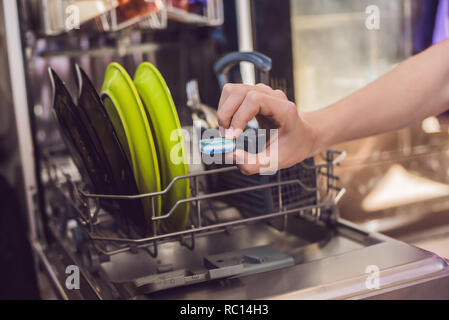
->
xmin=75 ymin=65 xmax=146 ymax=237
xmin=49 ymin=70 xmax=92 ymax=190
xmin=48 ymin=68 xmax=133 ymax=235
xmin=49 ymin=68 xmax=113 ymax=196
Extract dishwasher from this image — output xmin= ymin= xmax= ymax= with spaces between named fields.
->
xmin=4 ymin=0 xmax=449 ymax=300
xmin=36 ymin=140 xmax=449 ymax=300
xmin=39 ymin=47 xmax=449 ymax=298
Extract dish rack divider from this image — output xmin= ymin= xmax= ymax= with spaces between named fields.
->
xmin=41 ymin=148 xmax=346 ymax=259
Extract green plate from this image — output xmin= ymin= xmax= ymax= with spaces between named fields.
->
xmin=134 ymin=62 xmax=189 ymax=231
xmin=101 ymin=62 xmax=161 ymax=234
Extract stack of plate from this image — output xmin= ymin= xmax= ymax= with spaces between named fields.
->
xmin=50 ymin=62 xmax=189 ymax=236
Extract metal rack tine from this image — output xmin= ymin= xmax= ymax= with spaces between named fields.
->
xmin=179 ymin=227 xmax=196 ymax=251
xmin=41 ymin=147 xmax=343 ymax=258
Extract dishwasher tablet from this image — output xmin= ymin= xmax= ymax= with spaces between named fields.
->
xmin=200 ymin=137 xmax=236 ymax=155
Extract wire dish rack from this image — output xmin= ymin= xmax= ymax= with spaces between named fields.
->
xmin=32 ymin=0 xmax=224 ymax=36
xmin=40 ymin=146 xmax=346 ymax=263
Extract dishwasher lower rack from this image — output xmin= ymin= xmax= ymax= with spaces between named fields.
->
xmin=40 ymin=148 xmax=345 ymax=267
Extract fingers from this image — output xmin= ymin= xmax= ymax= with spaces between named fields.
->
xmin=219 ymin=83 xmax=275 ymax=111
xmin=257 ymin=83 xmax=288 ymax=101
xmin=224 ymin=149 xmax=263 ymax=175
xmin=227 ymin=92 xmax=296 ymax=137
xmin=225 ymin=147 xmax=275 ymax=176
xmin=217 ymin=83 xmax=287 ymax=130
xmin=217 ymin=89 xmax=247 ymax=130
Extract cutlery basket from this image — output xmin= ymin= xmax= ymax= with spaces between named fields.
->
xmin=205 ymin=158 xmax=318 ymax=216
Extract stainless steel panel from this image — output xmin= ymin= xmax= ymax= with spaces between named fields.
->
xmin=143 ymin=226 xmax=449 ymax=300
xmin=38 ymin=215 xmax=449 ymax=300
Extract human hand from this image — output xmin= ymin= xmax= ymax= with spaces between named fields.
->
xmin=217 ymin=83 xmax=318 ymax=175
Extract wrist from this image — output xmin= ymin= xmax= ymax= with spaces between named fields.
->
xmin=301 ymin=110 xmax=331 ymax=157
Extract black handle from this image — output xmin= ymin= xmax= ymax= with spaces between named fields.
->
xmin=214 ymin=51 xmax=272 ymax=89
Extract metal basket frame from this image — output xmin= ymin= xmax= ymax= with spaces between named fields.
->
xmin=41 ymin=147 xmax=346 ymax=258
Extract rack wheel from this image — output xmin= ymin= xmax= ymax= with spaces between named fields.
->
xmin=325 ymin=206 xmax=339 ymax=228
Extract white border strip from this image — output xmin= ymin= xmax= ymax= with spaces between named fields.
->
xmin=236 ymin=0 xmax=255 ymax=85
xmin=3 ymin=1 xmax=37 ymax=240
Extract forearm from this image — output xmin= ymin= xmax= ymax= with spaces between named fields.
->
xmin=304 ymin=39 xmax=449 ymax=154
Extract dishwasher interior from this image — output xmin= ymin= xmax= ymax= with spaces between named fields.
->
xmin=39 ymin=143 xmax=449 ymax=300
xmin=41 ymin=140 xmax=350 ymax=299
xmin=5 ymin=0 xmax=449 ymax=300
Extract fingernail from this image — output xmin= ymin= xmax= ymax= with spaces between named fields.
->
xmin=225 ymin=127 xmax=235 ymax=139
xmin=219 ymin=126 xmax=225 ymax=137
xmin=225 ymin=127 xmax=243 ymax=139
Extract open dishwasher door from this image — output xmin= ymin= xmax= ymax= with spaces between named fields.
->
xmin=36 ymin=145 xmax=449 ymax=300
xmin=43 ymin=203 xmax=449 ymax=300
xmin=107 ymin=221 xmax=449 ymax=300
